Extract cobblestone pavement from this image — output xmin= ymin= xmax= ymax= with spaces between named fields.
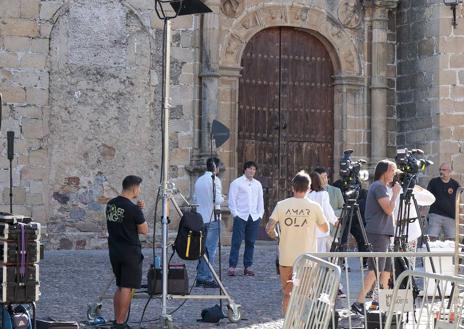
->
xmin=37 ymin=243 xmax=285 ymax=328
xmin=36 ymin=243 xmax=367 ymax=328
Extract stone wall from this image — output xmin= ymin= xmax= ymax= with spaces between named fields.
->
xmin=396 ymin=0 xmax=464 ymax=184
xmin=0 ymin=0 xmax=199 ymax=249
xmin=4 ymin=0 xmax=457 ymax=249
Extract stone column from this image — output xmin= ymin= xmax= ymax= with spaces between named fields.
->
xmin=370 ymin=0 xmax=398 ymax=162
xmin=333 ymin=75 xmax=367 ymax=177
xmin=217 ymin=65 xmax=242 ymax=245
xmin=199 ymin=1 xmax=220 ymax=155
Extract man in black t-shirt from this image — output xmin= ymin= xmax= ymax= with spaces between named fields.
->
xmin=427 ymin=163 xmax=460 ymax=241
xmin=106 ymin=175 xmax=148 ymax=329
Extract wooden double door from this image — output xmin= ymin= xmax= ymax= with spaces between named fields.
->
xmin=237 ymin=27 xmax=334 ymax=235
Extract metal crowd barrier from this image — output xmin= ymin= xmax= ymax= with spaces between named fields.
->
xmin=283 ymin=254 xmax=341 ymax=329
xmin=385 ymin=270 xmax=464 ymax=329
xmin=309 ymin=251 xmax=456 ymax=329
xmin=456 ymin=187 xmax=463 ymax=278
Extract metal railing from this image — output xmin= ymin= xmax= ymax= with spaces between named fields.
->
xmin=456 ymin=187 xmax=463 ymax=278
xmin=309 ymin=251 xmax=456 ymax=329
xmin=385 ymin=270 xmax=464 ymax=329
xmin=283 ymin=254 xmax=341 ymax=329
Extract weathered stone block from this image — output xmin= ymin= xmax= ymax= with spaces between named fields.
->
xmin=39 ymin=1 xmax=63 ymax=20
xmin=29 ymin=149 xmax=47 ymax=166
xmin=3 ymin=36 xmax=30 ymax=51
xmin=27 ymin=193 xmax=43 ymax=205
xmin=22 ymin=118 xmax=44 ymax=138
xmin=459 ymin=71 xmax=464 ymax=85
xmin=20 ymin=0 xmax=40 ymax=18
xmin=452 ymin=153 xmax=464 ymax=172
xmin=170 ymin=148 xmax=190 ymax=164
xmin=439 ymin=70 xmax=456 ymax=85
xmin=397 ymin=91 xmax=413 ymax=103
xmin=31 ymin=38 xmax=49 ymax=54
xmin=2 ymin=187 xmax=27 ymax=204
xmin=20 ymin=53 xmax=47 ymax=69
xmin=439 ymin=141 xmax=460 ymax=154
xmin=0 ymin=52 xmax=20 ymax=68
xmin=0 ymin=0 xmax=21 ymax=17
xmin=439 ymin=113 xmax=464 ymax=127
xmin=20 ymin=166 xmax=47 ymax=181
xmin=0 ymin=18 xmax=39 ymax=37
xmin=31 ymin=205 xmax=46 ymax=222
xmin=12 ymin=70 xmax=40 ymax=88
xmin=1 ymin=85 xmax=26 ymax=103
xmin=39 ymin=22 xmax=53 ymax=38
xmin=418 ymin=38 xmax=435 ymax=58
xmin=451 ymin=86 xmax=464 ymax=99
xmin=440 ymin=36 xmax=464 ymax=53
xmin=26 ymin=88 xmax=48 ymax=105
xmin=450 ymin=54 xmax=464 ymax=69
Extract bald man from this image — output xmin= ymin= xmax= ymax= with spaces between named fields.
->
xmin=427 ymin=163 xmax=460 ymax=241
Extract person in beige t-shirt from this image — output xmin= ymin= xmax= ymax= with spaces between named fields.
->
xmin=266 ymin=170 xmax=329 ymax=315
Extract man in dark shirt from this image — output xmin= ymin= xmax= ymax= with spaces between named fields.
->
xmin=106 ymin=175 xmax=148 ymax=329
xmin=427 ymin=163 xmax=460 ymax=241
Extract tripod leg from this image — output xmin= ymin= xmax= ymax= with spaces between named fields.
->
xmin=412 ymin=197 xmax=443 ymax=299
xmin=218 ymin=216 xmax=222 ymax=309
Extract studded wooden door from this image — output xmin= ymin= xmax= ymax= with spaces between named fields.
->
xmin=237 ymin=27 xmax=334 ymax=237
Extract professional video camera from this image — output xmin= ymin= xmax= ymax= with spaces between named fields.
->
xmin=394 ymin=148 xmax=433 ymax=189
xmin=339 ymin=149 xmax=368 ymax=201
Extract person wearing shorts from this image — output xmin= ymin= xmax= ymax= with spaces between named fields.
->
xmin=351 ymin=160 xmax=401 ymax=315
xmin=106 ymin=176 xmax=148 ymax=329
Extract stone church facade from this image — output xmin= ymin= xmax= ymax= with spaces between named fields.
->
xmin=0 ymin=0 xmax=463 ymax=248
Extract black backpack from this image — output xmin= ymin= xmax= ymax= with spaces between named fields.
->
xmin=173 ymin=211 xmax=206 ymax=260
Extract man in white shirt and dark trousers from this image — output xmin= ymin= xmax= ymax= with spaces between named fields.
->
xmin=193 ymin=157 xmax=224 ymax=288
xmin=228 ymin=161 xmax=264 ymax=276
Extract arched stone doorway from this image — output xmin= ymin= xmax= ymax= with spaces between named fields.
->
xmin=237 ymin=26 xmax=334 ymax=235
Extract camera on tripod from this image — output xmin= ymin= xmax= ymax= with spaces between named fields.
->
xmin=339 ymin=149 xmax=368 ymax=201
xmin=394 ymin=148 xmax=433 ymax=189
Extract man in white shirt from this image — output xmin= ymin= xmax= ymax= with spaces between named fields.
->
xmin=228 ymin=161 xmax=264 ymax=276
xmin=193 ymin=157 xmax=224 ymax=288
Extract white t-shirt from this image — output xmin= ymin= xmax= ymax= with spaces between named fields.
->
xmin=307 ymin=191 xmax=337 ymax=238
xmin=270 ymin=197 xmax=327 ymax=266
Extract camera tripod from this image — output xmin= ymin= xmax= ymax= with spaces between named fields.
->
xmin=330 ymin=195 xmax=372 ymax=262
xmin=393 ymin=184 xmax=442 ymax=297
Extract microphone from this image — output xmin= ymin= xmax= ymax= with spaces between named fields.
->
xmin=7 ymin=131 xmax=14 ymax=160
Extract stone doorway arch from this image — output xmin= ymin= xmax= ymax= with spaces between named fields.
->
xmin=237 ymin=26 xmax=336 ymax=234
xmin=216 ymin=4 xmax=366 ymax=196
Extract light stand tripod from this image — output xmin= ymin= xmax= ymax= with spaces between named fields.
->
xmin=152 ymin=1 xmax=224 ymax=327
xmin=208 ymin=120 xmax=230 ymax=311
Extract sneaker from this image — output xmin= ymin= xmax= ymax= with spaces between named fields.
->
xmin=337 ymin=289 xmax=346 ymax=298
xmin=227 ymin=267 xmax=236 ymax=276
xmin=111 ymin=323 xmax=127 ymax=329
xmin=244 ymin=268 xmax=255 ymax=276
xmin=351 ymin=302 xmax=365 ymax=315
xmin=196 ymin=280 xmax=220 ymax=288
xmin=205 ymin=280 xmax=220 ymax=288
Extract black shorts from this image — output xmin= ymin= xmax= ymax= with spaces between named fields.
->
xmin=109 ymin=245 xmax=144 ymax=289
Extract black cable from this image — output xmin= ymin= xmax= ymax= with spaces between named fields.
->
xmin=137 ymin=295 xmax=153 ymax=327
xmin=133 ymin=277 xmax=197 ymax=326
